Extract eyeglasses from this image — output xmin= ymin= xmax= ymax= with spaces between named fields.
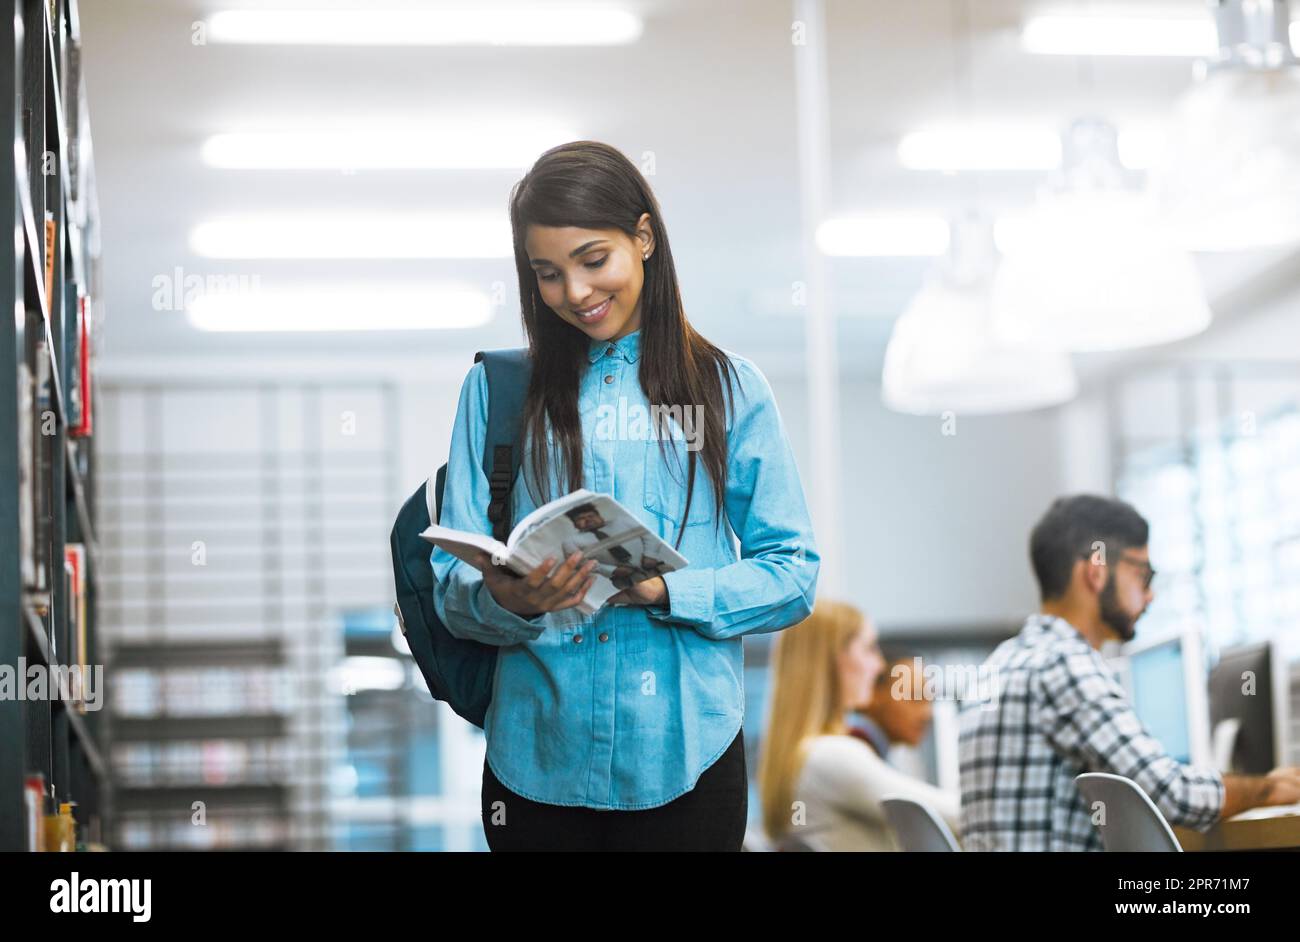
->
xmin=1119 ymin=554 xmax=1157 ymax=590
xmin=1078 ymin=549 xmax=1157 ymax=589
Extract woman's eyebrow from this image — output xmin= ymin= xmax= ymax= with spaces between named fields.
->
xmin=529 ymin=240 xmax=608 ymax=266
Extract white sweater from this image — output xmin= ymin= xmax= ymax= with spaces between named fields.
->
xmin=791 ymin=734 xmax=961 ymax=852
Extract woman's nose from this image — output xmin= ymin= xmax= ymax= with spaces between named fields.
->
xmin=567 ymin=281 xmax=594 ymax=308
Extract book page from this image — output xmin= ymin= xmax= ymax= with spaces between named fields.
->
xmin=512 ymin=492 xmax=690 ymax=613
xmin=505 ymin=487 xmax=598 ymax=549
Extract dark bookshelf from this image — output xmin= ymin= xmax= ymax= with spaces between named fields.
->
xmin=1 ymin=0 xmax=106 ymax=851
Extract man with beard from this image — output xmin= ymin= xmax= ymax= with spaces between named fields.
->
xmin=957 ymin=495 xmax=1300 ymax=851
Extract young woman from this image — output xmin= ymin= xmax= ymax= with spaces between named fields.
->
xmin=430 ymin=141 xmax=820 ymax=852
xmin=759 ymin=599 xmax=959 ymax=851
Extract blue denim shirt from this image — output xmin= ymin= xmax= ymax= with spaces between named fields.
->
xmin=431 ymin=327 xmax=819 ymax=809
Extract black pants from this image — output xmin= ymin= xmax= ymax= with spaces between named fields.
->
xmin=481 ymin=731 xmax=748 ymax=851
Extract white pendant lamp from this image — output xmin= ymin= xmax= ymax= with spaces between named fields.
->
xmin=882 ymin=212 xmax=1078 ymax=415
xmin=992 ymin=118 xmax=1211 ymax=352
xmin=1153 ymin=0 xmax=1300 ymax=251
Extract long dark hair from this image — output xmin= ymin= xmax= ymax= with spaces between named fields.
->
xmin=508 ymin=140 xmax=738 ymax=550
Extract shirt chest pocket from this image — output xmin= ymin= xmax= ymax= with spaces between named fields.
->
xmin=642 ymin=439 xmax=717 ymax=533
xmin=542 ymin=610 xmax=594 ymax=656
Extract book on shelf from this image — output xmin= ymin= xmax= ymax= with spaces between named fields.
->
xmin=31 ymin=337 xmax=52 ymax=592
xmin=25 ymin=774 xmax=46 ymax=852
xmin=63 ymin=280 xmax=81 ymax=429
xmin=64 ymin=544 xmax=88 ymax=712
xmin=43 ymin=212 xmax=55 ymax=307
xmin=44 ymin=802 xmax=76 ymax=852
xmin=114 ymin=666 xmax=293 ymax=717
xmin=421 ymin=488 xmax=688 ymax=616
xmin=18 ymin=362 xmax=36 ymax=588
xmin=113 ymin=738 xmax=291 ymax=788
xmin=62 ymin=558 xmax=74 ymax=686
xmin=67 ymin=287 xmax=91 ymax=436
xmin=66 ymin=39 xmax=82 ymax=206
xmin=71 ymin=292 xmax=92 ymax=437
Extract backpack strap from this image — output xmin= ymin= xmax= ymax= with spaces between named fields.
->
xmin=475 ymin=348 xmax=532 ymax=544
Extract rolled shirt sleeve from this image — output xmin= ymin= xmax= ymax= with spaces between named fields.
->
xmin=1038 ymin=649 xmax=1225 ymax=831
xmin=647 ymin=355 xmax=820 ymax=641
xmin=430 ymin=362 xmax=548 ymax=647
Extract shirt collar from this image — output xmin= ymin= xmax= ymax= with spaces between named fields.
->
xmin=586 ymin=328 xmax=641 ymax=364
xmin=851 ymin=715 xmax=891 ymax=759
xmin=1024 ymin=613 xmax=1091 ymax=649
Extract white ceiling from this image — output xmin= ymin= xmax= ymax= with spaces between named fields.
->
xmin=76 ymin=0 xmax=1300 ymax=378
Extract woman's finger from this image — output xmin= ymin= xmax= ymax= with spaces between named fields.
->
xmin=523 ymin=556 xmax=556 ymax=591
xmin=536 ymin=552 xmax=582 ymax=602
xmin=557 ymin=558 xmax=596 ymax=597
xmin=557 ymin=574 xmax=597 ymax=609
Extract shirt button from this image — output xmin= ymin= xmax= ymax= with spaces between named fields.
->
xmin=603 ymin=375 xmax=614 ymax=384
xmin=605 ymin=346 xmax=616 ymax=356
xmin=573 ymin=633 xmax=583 ymax=644
xmin=598 ymin=632 xmax=609 ymax=642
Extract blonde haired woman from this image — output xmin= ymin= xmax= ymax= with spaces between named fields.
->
xmin=759 ymin=599 xmax=959 ymax=851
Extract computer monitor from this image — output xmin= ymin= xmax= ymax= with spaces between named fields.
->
xmin=1208 ymin=641 xmax=1289 ymax=775
xmin=1114 ymin=625 xmax=1212 ymax=767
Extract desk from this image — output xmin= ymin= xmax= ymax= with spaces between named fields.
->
xmin=1175 ymin=807 xmax=1300 ymax=851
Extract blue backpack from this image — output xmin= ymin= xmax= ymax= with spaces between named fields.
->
xmin=389 ymin=348 xmax=532 ymax=729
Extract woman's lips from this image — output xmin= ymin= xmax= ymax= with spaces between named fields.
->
xmin=574 ymin=296 xmax=612 ymax=324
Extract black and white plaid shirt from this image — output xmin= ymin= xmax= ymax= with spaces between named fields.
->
xmin=958 ymin=614 xmax=1224 ymax=851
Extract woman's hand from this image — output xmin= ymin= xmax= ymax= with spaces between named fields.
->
xmin=478 ymin=550 xmax=598 ymax=617
xmin=607 ymin=576 xmax=668 ymax=608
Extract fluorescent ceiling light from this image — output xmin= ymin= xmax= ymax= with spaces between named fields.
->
xmin=899 ymin=126 xmax=1164 ymax=172
xmin=1022 ymin=15 xmax=1217 ymax=56
xmin=899 ymin=128 xmax=1062 ymax=171
xmin=201 ymin=128 xmax=579 ymax=170
xmin=187 ymin=286 xmax=493 ymax=332
xmin=207 ymin=8 xmax=643 ymax=46
xmin=1023 ymin=13 xmax=1300 ymax=57
xmin=816 ymin=216 xmax=950 ymax=256
xmin=190 ymin=214 xmax=512 ymax=258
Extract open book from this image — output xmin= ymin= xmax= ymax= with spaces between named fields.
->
xmin=422 ymin=488 xmax=689 ymax=616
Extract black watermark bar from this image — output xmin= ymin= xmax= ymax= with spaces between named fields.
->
xmin=9 ymin=850 xmax=1292 ymax=928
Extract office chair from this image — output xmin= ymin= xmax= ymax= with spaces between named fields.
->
xmin=880 ymin=796 xmax=962 ymax=851
xmin=773 ymin=829 xmax=831 ymax=851
xmin=1074 ymin=773 xmax=1183 ymax=852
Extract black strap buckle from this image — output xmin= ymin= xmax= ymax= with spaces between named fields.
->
xmin=487 ymin=444 xmax=514 ymax=543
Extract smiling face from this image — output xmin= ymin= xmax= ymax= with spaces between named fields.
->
xmin=525 ymin=214 xmax=654 ymax=343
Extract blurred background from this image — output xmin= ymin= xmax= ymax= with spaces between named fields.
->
xmin=4 ymin=0 xmax=1300 ymax=851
